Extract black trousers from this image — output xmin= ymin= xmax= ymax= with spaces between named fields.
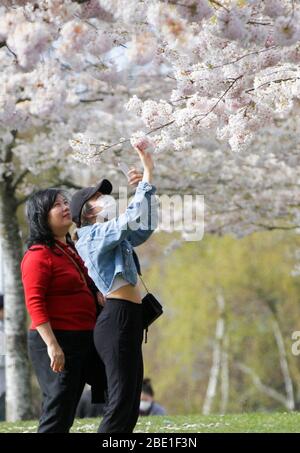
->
xmin=0 ymin=393 xmax=5 ymax=422
xmin=93 ymin=298 xmax=144 ymax=433
xmin=28 ymin=330 xmax=95 ymax=433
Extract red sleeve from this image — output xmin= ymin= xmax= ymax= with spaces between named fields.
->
xmin=21 ymin=248 xmax=52 ymax=327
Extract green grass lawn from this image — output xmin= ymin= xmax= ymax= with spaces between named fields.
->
xmin=1 ymin=413 xmax=300 ymax=433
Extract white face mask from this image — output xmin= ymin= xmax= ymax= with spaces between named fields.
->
xmin=140 ymin=400 xmax=152 ymax=412
xmin=95 ymin=194 xmax=117 ymax=221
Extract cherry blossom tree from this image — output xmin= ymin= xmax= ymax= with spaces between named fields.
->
xmin=1 ymin=0 xmax=300 ymax=420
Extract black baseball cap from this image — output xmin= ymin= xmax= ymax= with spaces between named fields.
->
xmin=70 ymin=179 xmax=113 ymax=227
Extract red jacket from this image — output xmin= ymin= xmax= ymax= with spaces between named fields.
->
xmin=21 ymin=241 xmax=97 ymax=330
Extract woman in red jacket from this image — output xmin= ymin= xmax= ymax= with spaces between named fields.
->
xmin=21 ymin=187 xmax=106 ymax=433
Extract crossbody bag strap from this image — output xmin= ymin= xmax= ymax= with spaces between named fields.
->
xmin=138 ymin=274 xmax=149 ymax=294
xmin=55 ymin=243 xmax=88 ymax=287
xmin=132 ymin=248 xmax=149 ymax=293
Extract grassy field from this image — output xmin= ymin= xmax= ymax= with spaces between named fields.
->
xmin=0 ymin=413 xmax=300 ymax=433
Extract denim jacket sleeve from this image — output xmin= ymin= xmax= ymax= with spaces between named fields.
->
xmin=89 ymin=181 xmax=158 ymax=252
xmin=127 ymin=190 xmax=159 ymax=247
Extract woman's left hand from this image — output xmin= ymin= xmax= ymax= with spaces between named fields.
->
xmin=96 ymin=291 xmax=106 ymax=307
xmin=127 ymin=168 xmax=143 ymax=186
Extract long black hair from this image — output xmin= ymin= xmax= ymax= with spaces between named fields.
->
xmin=25 ymin=188 xmax=73 ymax=249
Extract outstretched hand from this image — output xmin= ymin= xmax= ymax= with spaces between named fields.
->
xmin=134 ymin=145 xmax=154 ymax=172
xmin=127 ymin=167 xmax=143 ymax=186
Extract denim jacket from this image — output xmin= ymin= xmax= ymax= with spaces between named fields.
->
xmin=75 ymin=181 xmax=158 ymax=295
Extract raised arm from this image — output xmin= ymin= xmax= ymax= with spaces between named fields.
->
xmin=86 ymin=147 xmax=157 ymax=251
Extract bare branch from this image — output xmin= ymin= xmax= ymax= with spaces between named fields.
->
xmin=249 ymin=222 xmax=300 ymax=231
xmin=210 ymin=46 xmax=277 ymax=70
xmin=80 ymin=97 xmax=104 ymax=103
xmin=5 ymin=43 xmax=17 ymax=60
xmin=247 ymin=20 xmax=272 ymax=26
xmin=209 ymin=0 xmax=230 ymax=12
xmin=235 ymin=362 xmax=289 ymax=408
xmin=246 ymin=77 xmax=300 ymax=94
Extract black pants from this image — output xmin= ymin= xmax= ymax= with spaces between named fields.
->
xmin=0 ymin=393 xmax=5 ymax=422
xmin=94 ymin=298 xmax=144 ymax=433
xmin=28 ymin=330 xmax=95 ymax=433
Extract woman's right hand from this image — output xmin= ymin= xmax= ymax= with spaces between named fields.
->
xmin=47 ymin=342 xmax=65 ymax=373
xmin=134 ymin=145 xmax=154 ymax=184
xmin=134 ymin=145 xmax=154 ymax=173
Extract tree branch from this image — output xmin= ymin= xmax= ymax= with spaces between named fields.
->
xmin=246 ymin=77 xmax=300 ymax=94
xmin=270 ymin=317 xmax=295 ymax=410
xmin=5 ymin=43 xmax=17 ymax=60
xmin=16 ymin=195 xmax=31 ymax=208
xmin=210 ymin=46 xmax=277 ymax=70
xmin=80 ymin=98 xmax=104 ymax=103
xmin=209 ymin=0 xmax=229 ymax=12
xmin=3 ymin=130 xmax=17 ymax=164
xmin=194 ymin=74 xmax=243 ymax=125
xmin=235 ymin=362 xmax=289 ymax=408
xmin=249 ymin=222 xmax=300 ymax=231
xmin=12 ymin=169 xmax=30 ymax=191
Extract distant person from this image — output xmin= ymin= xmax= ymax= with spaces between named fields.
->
xmin=76 ymin=385 xmax=106 ymax=419
xmin=0 ymin=294 xmax=5 ymax=421
xmin=139 ymin=378 xmax=166 ymax=416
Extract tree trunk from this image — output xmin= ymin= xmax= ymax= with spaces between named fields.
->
xmin=220 ymin=333 xmax=229 ymax=414
xmin=271 ymin=317 xmax=295 ymax=410
xmin=0 ymin=169 xmax=32 ymax=420
xmin=202 ymin=290 xmax=226 ymax=415
xmin=235 ymin=306 xmax=295 ymax=411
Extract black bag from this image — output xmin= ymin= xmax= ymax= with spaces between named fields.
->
xmin=141 ymin=292 xmax=163 ymax=330
xmin=132 ymin=250 xmax=163 ymax=342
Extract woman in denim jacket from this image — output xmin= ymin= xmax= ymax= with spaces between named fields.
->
xmin=70 ymin=146 xmax=158 ymax=433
